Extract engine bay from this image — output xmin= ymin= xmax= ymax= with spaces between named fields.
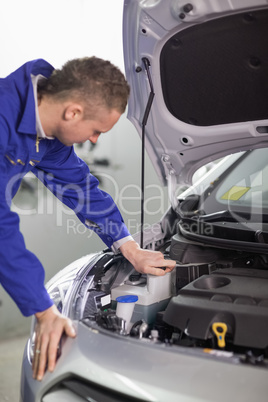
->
xmin=79 ymin=231 xmax=268 ymax=369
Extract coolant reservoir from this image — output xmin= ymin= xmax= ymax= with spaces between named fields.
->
xmin=111 ymin=272 xmax=175 ymax=324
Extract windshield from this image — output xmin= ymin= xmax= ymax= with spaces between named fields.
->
xmin=178 ymin=149 xmax=268 ymax=251
xmin=200 ymin=148 xmax=268 ymax=220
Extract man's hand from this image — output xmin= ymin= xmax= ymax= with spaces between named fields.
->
xmin=33 ymin=305 xmax=76 ymax=381
xmin=119 ymin=240 xmax=176 ymax=276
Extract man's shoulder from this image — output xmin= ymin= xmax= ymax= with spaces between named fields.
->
xmin=7 ymin=59 xmax=54 ymax=82
xmin=25 ymin=59 xmax=54 ymax=78
xmin=0 ymin=59 xmax=54 ymax=117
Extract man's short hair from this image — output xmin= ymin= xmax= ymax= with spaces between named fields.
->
xmin=38 ymin=57 xmax=130 ymax=116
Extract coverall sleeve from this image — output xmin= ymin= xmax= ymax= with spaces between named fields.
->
xmin=0 ymin=151 xmax=53 ymax=317
xmin=32 ymin=140 xmax=131 ymax=248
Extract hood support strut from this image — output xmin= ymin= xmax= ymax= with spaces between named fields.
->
xmin=140 ymin=57 xmax=155 ymax=248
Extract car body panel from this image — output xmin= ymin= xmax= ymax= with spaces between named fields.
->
xmin=123 ymin=0 xmax=268 ymax=185
xmin=20 ymin=320 xmax=268 ymax=402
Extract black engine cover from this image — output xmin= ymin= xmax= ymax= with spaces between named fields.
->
xmin=164 ymin=268 xmax=268 ymax=349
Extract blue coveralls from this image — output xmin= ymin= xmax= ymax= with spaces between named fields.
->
xmin=0 ymin=59 xmax=131 ymax=316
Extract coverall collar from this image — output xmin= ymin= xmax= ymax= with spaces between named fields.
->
xmin=16 ymin=59 xmax=54 ymax=135
xmin=17 ymin=81 xmax=37 ymax=135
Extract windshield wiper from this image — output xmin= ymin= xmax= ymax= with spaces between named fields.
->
xmin=198 ymin=210 xmax=240 ymax=223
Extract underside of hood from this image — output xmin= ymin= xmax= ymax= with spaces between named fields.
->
xmin=123 ymin=0 xmax=268 ymax=185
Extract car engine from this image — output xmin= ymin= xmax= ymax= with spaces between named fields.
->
xmin=77 ymin=214 xmax=268 ymax=369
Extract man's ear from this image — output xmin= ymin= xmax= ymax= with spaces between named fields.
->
xmin=64 ymin=104 xmax=83 ymax=121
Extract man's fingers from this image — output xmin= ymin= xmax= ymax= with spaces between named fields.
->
xmin=64 ymin=319 xmax=76 ymax=338
xmin=166 ymin=259 xmax=176 ymax=269
xmin=151 ymin=267 xmax=167 ymax=276
xmin=144 ymin=258 xmax=176 ymax=276
xmin=32 ymin=347 xmax=40 ymax=379
xmin=147 ymin=266 xmax=175 ymax=276
xmin=33 ymin=305 xmax=76 ymax=380
xmin=37 ymin=343 xmax=49 ymax=381
xmin=161 ymin=259 xmax=176 ymax=272
xmin=32 ymin=335 xmax=42 ymax=379
xmin=33 ymin=337 xmax=49 ymax=381
xmin=33 ymin=334 xmax=61 ymax=379
xmin=32 ymin=314 xmax=77 ymax=381
xmin=47 ymin=334 xmax=60 ymax=373
xmin=47 ymin=319 xmax=76 ymax=372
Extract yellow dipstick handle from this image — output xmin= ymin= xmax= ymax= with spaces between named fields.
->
xmin=212 ymin=322 xmax=228 ymax=348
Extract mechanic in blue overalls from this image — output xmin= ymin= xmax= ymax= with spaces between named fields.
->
xmin=0 ymin=57 xmax=176 ymax=380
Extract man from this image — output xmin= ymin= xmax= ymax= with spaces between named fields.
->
xmin=0 ymin=57 xmax=176 ymax=381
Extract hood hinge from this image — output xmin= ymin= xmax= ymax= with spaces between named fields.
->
xmin=162 ymin=154 xmax=180 ymax=212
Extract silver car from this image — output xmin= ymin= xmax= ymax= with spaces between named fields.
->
xmin=20 ymin=0 xmax=268 ymax=401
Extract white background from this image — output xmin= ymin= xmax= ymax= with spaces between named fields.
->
xmin=0 ymin=0 xmax=125 ymax=75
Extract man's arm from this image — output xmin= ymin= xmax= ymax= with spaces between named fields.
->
xmin=34 ymin=141 xmax=131 ymax=248
xmin=32 ymin=143 xmax=175 ymax=380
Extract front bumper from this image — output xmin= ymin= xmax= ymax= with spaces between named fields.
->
xmin=20 ymin=320 xmax=268 ymax=402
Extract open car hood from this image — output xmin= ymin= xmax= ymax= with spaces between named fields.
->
xmin=123 ymin=0 xmax=268 ymax=185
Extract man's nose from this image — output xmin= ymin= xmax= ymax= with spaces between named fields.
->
xmin=89 ymin=134 xmax=100 ymax=144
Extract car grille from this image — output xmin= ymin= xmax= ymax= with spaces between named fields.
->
xmin=42 ymin=376 xmax=147 ymax=402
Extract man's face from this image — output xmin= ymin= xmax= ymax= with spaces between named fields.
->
xmin=54 ymin=108 xmax=122 ymax=146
